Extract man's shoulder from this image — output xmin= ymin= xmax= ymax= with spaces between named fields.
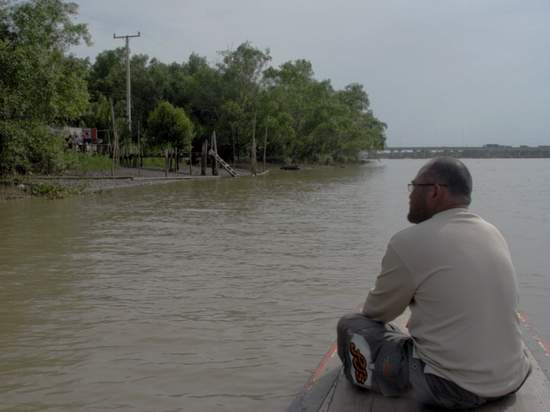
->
xmin=389 ymin=209 xmax=489 ymax=248
xmin=389 ymin=224 xmax=423 ymax=250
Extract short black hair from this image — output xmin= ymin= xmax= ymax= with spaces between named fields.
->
xmin=422 ymin=157 xmax=472 ymax=204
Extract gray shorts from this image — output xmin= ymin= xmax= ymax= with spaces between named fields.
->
xmin=337 ymin=313 xmax=497 ymax=410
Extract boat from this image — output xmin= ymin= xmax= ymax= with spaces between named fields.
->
xmin=288 ymin=312 xmax=550 ymax=411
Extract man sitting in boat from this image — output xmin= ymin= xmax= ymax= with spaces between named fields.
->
xmin=337 ymin=157 xmax=531 ymax=409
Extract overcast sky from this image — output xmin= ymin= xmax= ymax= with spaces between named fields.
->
xmin=71 ymin=0 xmax=550 ymax=147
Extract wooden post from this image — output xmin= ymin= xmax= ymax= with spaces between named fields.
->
xmin=231 ymin=124 xmax=236 ymax=165
xmin=263 ymin=125 xmax=268 ymax=172
xmin=201 ymin=137 xmax=207 ymax=176
xmin=251 ymin=112 xmax=257 ymax=175
xmin=137 ymin=120 xmax=141 ymax=176
xmin=188 ymin=142 xmax=193 ymax=176
xmin=164 ymin=148 xmax=169 ymax=177
xmin=211 ymin=130 xmax=218 ymax=176
xmin=236 ymin=130 xmax=240 ymax=163
xmin=110 ymin=98 xmax=119 ymax=177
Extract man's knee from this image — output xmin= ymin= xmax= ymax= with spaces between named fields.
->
xmin=337 ymin=312 xmax=383 ymax=335
xmin=337 ymin=313 xmax=411 ymax=396
xmin=338 ymin=312 xmax=366 ymax=325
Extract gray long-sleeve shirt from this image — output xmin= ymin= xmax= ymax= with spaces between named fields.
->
xmin=363 ymin=208 xmax=530 ymax=397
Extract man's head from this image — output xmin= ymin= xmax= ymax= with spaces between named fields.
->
xmin=407 ymin=157 xmax=472 ymax=224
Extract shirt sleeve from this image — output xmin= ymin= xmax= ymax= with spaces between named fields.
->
xmin=362 ymin=242 xmax=416 ymax=322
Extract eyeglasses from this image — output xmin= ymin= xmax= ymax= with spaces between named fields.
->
xmin=407 ymin=182 xmax=449 ymax=193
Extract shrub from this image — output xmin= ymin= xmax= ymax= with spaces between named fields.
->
xmin=0 ymin=121 xmax=67 ymax=175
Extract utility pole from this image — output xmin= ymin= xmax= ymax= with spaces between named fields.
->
xmin=113 ymin=32 xmax=140 ymax=135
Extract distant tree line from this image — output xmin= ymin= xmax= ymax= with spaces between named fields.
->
xmin=0 ymin=0 xmax=386 ymax=175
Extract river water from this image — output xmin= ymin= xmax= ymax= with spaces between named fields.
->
xmin=1 ymin=159 xmax=549 ymax=411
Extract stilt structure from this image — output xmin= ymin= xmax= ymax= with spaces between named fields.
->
xmin=208 ymin=150 xmax=239 ymax=177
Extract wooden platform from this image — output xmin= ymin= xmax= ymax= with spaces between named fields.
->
xmin=288 ymin=314 xmax=550 ymax=412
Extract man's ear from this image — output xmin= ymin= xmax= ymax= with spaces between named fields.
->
xmin=435 ymin=184 xmax=451 ymax=204
xmin=430 ymin=184 xmax=445 ymax=203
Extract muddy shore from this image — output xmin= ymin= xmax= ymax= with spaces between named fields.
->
xmin=0 ymin=165 xmax=259 ymax=201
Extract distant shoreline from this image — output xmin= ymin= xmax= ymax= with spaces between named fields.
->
xmin=371 ymin=145 xmax=550 ymax=159
xmin=0 ymin=161 xmax=369 ymax=201
xmin=0 ymin=165 xmax=255 ymax=201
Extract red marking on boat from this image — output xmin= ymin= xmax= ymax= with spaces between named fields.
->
xmin=517 ymin=310 xmax=550 ymax=357
xmin=304 ymin=342 xmax=337 ymax=391
xmin=536 ymin=338 xmax=550 ymax=356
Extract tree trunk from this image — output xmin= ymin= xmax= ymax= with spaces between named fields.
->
xmin=137 ymin=120 xmax=142 ymax=176
xmin=164 ymin=148 xmax=169 ymax=177
xmin=189 ymin=143 xmax=193 ymax=176
xmin=211 ymin=130 xmax=218 ymax=176
xmin=201 ymin=138 xmax=207 ymax=176
xmin=263 ymin=125 xmax=268 ymax=172
xmin=231 ymin=124 xmax=236 ymax=165
xmin=236 ymin=129 xmax=240 ymax=163
xmin=110 ymin=98 xmax=118 ymax=177
xmin=251 ymin=112 xmax=257 ymax=175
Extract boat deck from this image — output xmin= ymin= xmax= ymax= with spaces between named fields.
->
xmin=289 ymin=313 xmax=550 ymax=412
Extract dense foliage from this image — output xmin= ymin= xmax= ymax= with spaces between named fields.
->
xmin=0 ymin=0 xmax=90 ymax=174
xmin=86 ymin=42 xmax=386 ymax=164
xmin=1 ymin=0 xmax=386 ymax=176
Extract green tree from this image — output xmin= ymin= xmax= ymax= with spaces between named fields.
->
xmin=82 ymin=39 xmax=385 ymax=167
xmin=0 ymin=0 xmax=91 ymax=174
xmin=218 ymin=42 xmax=271 ymax=159
xmin=1 ymin=0 xmax=90 ymax=122
xmin=262 ymin=60 xmax=322 ymax=161
xmin=147 ymin=101 xmax=194 ymax=151
xmin=262 ymin=60 xmax=386 ymax=162
xmin=336 ymin=83 xmax=370 ymax=112
xmin=179 ymin=53 xmax=224 ymax=138
xmin=87 ymin=48 xmax=126 ymax=102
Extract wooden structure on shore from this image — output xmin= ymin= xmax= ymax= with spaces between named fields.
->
xmin=208 ymin=149 xmax=239 ymax=177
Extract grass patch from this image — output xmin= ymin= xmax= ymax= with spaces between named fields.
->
xmin=28 ymin=180 xmax=85 ymax=199
xmin=29 ymin=182 xmax=67 ymax=199
xmin=142 ymin=157 xmax=165 ymax=169
xmin=1 ymin=177 xmax=85 ymax=199
xmin=63 ymin=152 xmax=112 ymax=175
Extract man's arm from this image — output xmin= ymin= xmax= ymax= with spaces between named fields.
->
xmin=362 ymin=243 xmax=416 ymax=323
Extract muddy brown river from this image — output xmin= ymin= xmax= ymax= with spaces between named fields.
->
xmin=1 ymin=159 xmax=549 ymax=411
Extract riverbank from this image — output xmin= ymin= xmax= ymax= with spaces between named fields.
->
xmin=0 ymin=161 xmax=360 ymax=201
xmin=0 ymin=164 xmax=258 ymax=201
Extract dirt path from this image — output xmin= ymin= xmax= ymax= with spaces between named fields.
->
xmin=1 ymin=165 xmax=256 ymax=200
